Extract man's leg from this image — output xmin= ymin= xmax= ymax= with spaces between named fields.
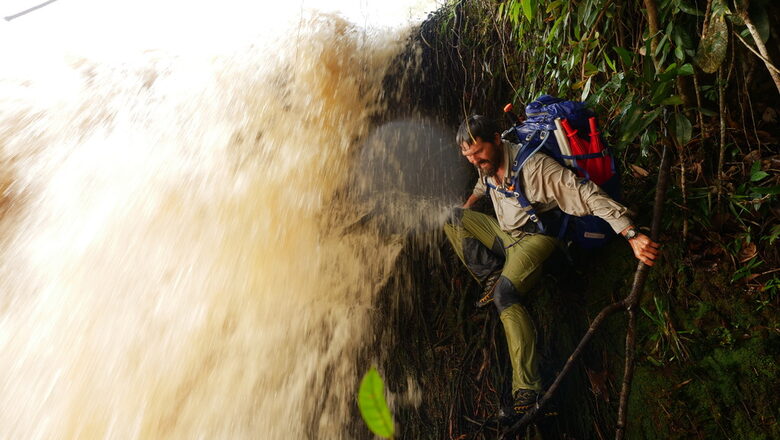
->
xmin=492 ymin=234 xmax=559 ymax=395
xmin=443 ymin=208 xmax=505 ymax=283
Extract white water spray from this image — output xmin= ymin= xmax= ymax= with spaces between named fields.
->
xmin=0 ymin=2 xmax=468 ymax=436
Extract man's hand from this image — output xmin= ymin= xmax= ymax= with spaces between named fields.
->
xmin=628 ymin=233 xmax=660 ymax=266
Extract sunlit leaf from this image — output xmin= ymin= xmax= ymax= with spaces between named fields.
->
xmin=358 ymin=368 xmax=394 ymax=439
xmin=581 ymin=76 xmax=593 ymax=101
xmin=604 ymin=52 xmax=616 ymax=72
xmin=546 ymin=0 xmax=563 ymax=13
xmin=522 ymin=0 xmax=538 ymax=22
xmin=694 ymin=0 xmax=728 ymax=73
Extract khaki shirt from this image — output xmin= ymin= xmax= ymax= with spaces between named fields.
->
xmin=473 ymin=141 xmax=633 ymax=237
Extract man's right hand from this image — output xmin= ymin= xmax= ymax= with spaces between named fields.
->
xmin=628 ymin=233 xmax=660 ymax=266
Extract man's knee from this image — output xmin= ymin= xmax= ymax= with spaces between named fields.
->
xmin=493 ymin=276 xmax=522 ymax=312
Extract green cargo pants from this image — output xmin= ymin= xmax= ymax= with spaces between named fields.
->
xmin=444 ymin=208 xmax=559 ymax=393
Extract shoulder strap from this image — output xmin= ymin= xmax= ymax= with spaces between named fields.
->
xmin=484 ymin=131 xmax=553 ymax=234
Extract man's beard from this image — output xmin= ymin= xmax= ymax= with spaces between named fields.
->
xmin=479 ymin=159 xmax=499 ymax=177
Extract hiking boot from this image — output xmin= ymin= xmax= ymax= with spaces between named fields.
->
xmin=475 ymin=270 xmax=501 ymax=308
xmin=497 ymin=389 xmax=558 ymax=423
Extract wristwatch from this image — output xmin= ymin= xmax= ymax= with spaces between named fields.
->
xmin=624 ymin=227 xmax=639 ymax=240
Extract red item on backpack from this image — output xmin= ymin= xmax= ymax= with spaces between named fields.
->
xmin=560 ymin=118 xmax=614 ymax=185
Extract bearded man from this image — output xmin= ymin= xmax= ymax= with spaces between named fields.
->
xmin=444 ymin=115 xmax=659 ymax=420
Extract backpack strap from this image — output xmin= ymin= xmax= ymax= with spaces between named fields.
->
xmin=484 ymin=130 xmax=553 ymax=234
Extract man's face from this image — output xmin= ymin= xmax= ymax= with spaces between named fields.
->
xmin=461 ymin=136 xmax=501 ymax=177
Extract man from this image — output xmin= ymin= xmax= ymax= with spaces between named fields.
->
xmin=444 ymin=115 xmax=659 ymax=420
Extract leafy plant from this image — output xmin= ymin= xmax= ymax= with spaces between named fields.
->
xmin=358 ymin=367 xmax=395 ymax=439
xmin=641 ymin=295 xmax=692 ymax=364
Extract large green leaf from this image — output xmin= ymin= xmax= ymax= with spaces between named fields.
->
xmin=672 ymin=113 xmax=693 ymax=146
xmin=694 ymin=0 xmax=729 ymax=73
xmin=358 ymin=368 xmax=395 ymax=439
xmin=522 ymin=0 xmax=538 ymax=22
xmin=545 ymin=14 xmax=565 ymax=44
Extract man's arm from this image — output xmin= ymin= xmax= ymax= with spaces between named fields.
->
xmin=527 ymin=155 xmax=660 ymax=265
xmin=463 ymin=193 xmax=482 ymax=209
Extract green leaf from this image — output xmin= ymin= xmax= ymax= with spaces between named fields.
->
xmin=694 ymin=0 xmax=729 ymax=73
xmin=661 ymin=95 xmax=684 ymax=105
xmin=751 ymin=171 xmax=769 ymax=182
xmin=546 ymin=0 xmax=563 ymax=13
xmin=677 ymin=63 xmax=694 ymax=76
xmin=673 ymin=113 xmax=693 ymax=146
xmin=581 ymin=76 xmax=593 ymax=101
xmin=358 ymin=368 xmax=394 ymax=439
xmin=750 ymin=162 xmax=769 ymax=181
xmin=583 ymin=61 xmax=600 ymax=76
xmin=749 ymin=185 xmax=780 ymax=195
xmin=604 ymin=52 xmax=616 ymax=72
xmin=620 ymin=107 xmax=662 ymax=145
xmin=650 ymin=80 xmax=674 ymax=105
xmin=522 ymin=0 xmax=538 ymax=22
xmin=675 ymin=45 xmax=684 ymax=61
xmin=659 ymin=63 xmax=679 ymax=82
xmin=614 ymin=47 xmax=634 ymax=66
xmin=654 ymin=33 xmax=670 ymax=58
xmin=545 ymin=14 xmax=565 ymax=44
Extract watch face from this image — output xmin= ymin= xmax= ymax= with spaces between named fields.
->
xmin=627 ymin=229 xmax=638 ymax=239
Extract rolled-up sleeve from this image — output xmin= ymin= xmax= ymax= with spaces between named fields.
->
xmin=472 ymin=175 xmax=487 ymax=197
xmin=524 ymin=155 xmax=633 ymax=233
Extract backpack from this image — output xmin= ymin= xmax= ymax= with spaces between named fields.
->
xmin=490 ymin=95 xmax=621 ymax=249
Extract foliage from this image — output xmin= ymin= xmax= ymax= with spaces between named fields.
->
xmin=358 ymin=367 xmax=395 ymax=439
xmin=383 ymin=0 xmax=780 ymax=438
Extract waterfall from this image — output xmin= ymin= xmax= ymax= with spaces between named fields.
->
xmin=0 ymin=0 xmax=468 ymax=437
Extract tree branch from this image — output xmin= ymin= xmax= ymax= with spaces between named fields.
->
xmin=615 ymin=141 xmax=671 ymax=439
xmin=735 ymin=3 xmax=780 ymax=96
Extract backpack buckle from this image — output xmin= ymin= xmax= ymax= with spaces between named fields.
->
xmin=529 ymin=213 xmax=540 ymax=223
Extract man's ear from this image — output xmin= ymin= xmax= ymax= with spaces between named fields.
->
xmin=493 ymin=133 xmax=501 ymax=145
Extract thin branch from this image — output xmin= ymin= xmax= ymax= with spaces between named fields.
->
xmin=4 ymin=0 xmax=58 ymax=21
xmin=732 ymin=30 xmax=780 ymax=75
xmin=735 ymin=4 xmax=780 ymax=96
xmin=502 ymin=301 xmax=626 ymax=437
xmin=616 ymin=143 xmax=672 ymax=439
xmin=717 ymin=66 xmax=727 ymax=206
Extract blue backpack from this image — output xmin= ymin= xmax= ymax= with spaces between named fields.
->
xmin=489 ymin=95 xmax=621 ymax=249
